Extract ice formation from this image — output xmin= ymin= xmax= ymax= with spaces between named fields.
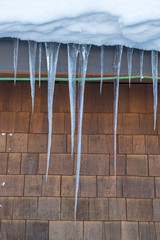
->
xmin=151 ymin=50 xmax=158 ymax=129
xmin=10 ymin=38 xmax=160 ymax=220
xmin=113 ymin=45 xmax=123 ymax=182
xmin=13 ymin=38 xmax=19 ymax=85
xmin=67 ymin=43 xmax=79 ymax=154
xmin=74 ymin=44 xmax=91 ymax=221
xmin=1 ymin=0 xmax=160 ymax=221
xmin=127 ymin=48 xmax=133 ymax=88
xmin=140 ymin=50 xmax=144 ymax=81
xmin=45 ymin=42 xmax=60 ymax=181
xmin=38 ymin=42 xmax=42 ymax=87
xmin=100 ymin=45 xmax=104 ymax=94
xmin=28 ymin=40 xmax=37 ymax=112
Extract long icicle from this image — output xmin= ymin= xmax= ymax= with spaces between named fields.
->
xmin=45 ymin=42 xmax=60 ymax=182
xmin=67 ymin=43 xmax=79 ymax=154
xmin=114 ymin=45 xmax=123 ymax=183
xmin=74 ymin=44 xmax=91 ymax=222
xmin=67 ymin=43 xmax=79 ymax=155
xmin=13 ymin=38 xmax=19 ymax=85
xmin=151 ymin=50 xmax=158 ymax=130
xmin=127 ymin=47 xmax=133 ymax=88
xmin=28 ymin=40 xmax=37 ymax=112
xmin=100 ymin=45 xmax=104 ymax=94
xmin=39 ymin=42 xmax=42 ymax=87
xmin=140 ymin=50 xmax=144 ymax=82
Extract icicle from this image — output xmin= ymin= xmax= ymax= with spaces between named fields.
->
xmin=74 ymin=44 xmax=91 ymax=223
xmin=13 ymin=38 xmax=19 ymax=85
xmin=28 ymin=40 xmax=37 ymax=112
xmin=100 ymin=45 xmax=104 ymax=94
xmin=67 ymin=43 xmax=79 ymax=154
xmin=151 ymin=50 xmax=158 ymax=130
xmin=140 ymin=50 xmax=144 ymax=81
xmin=39 ymin=43 xmax=42 ymax=87
xmin=114 ymin=45 xmax=123 ymax=183
xmin=127 ymin=48 xmax=133 ymax=87
xmin=45 ymin=42 xmax=60 ymax=182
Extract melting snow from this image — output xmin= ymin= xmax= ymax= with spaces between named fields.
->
xmin=0 ymin=1 xmax=160 ymax=50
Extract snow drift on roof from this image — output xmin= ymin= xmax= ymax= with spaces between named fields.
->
xmin=0 ymin=0 xmax=160 ymax=50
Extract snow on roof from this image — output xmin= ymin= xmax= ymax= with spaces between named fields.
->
xmin=0 ymin=0 xmax=160 ymax=51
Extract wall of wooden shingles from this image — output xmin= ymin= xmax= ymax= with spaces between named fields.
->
xmin=0 ymin=81 xmax=160 ymax=239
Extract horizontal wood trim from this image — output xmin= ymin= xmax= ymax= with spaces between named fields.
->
xmin=0 ymin=70 xmax=156 ymax=83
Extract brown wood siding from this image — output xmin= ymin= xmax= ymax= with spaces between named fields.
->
xmin=0 ymin=81 xmax=159 ymax=240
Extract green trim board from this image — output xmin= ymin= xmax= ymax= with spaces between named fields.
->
xmin=0 ymin=75 xmax=158 ymax=81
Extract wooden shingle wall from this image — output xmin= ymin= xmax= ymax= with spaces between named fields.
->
xmin=0 ymin=82 xmax=160 ymax=240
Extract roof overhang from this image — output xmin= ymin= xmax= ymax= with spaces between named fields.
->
xmin=0 ymin=38 xmax=159 ymax=83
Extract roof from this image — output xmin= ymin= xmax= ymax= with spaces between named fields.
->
xmin=0 ymin=0 xmax=160 ymax=50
